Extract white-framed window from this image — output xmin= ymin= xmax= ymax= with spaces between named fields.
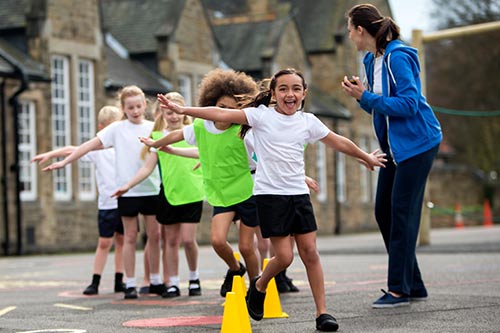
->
xmin=77 ymin=59 xmax=96 ymax=200
xmin=51 ymin=55 xmax=72 ymax=201
xmin=19 ymin=101 xmax=37 ymax=201
xmin=178 ymin=74 xmax=192 ymax=106
xmin=315 ymin=142 xmax=327 ymax=203
xmin=336 ymin=151 xmax=346 ymax=203
xmin=359 ymin=136 xmax=370 ymax=203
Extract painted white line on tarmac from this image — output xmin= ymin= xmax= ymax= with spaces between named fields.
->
xmin=17 ymin=330 xmax=87 ymax=333
xmin=53 ymin=303 xmax=93 ymax=311
xmin=0 ymin=306 xmax=16 ymax=316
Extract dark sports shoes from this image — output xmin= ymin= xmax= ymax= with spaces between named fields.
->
xmin=316 ymin=313 xmax=339 ymax=332
xmin=246 ymin=277 xmax=266 ymax=321
xmin=372 ymin=289 xmax=409 ymax=308
xmin=410 ymin=288 xmax=428 ymax=301
xmin=188 ymin=279 xmax=202 ymax=296
xmin=220 ymin=262 xmax=246 ymax=297
xmin=149 ymin=283 xmax=167 ymax=296
xmin=124 ymin=287 xmax=138 ymax=299
xmin=139 ymin=286 xmax=150 ymax=294
xmin=162 ymin=285 xmax=181 ymax=298
xmin=83 ymin=284 xmax=98 ymax=295
xmin=114 ymin=282 xmax=126 ymax=293
xmin=275 ymin=270 xmax=300 ymax=293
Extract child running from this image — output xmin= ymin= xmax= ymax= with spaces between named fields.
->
xmin=32 ymin=106 xmax=126 ymax=295
xmin=43 ymin=85 xmax=165 ymax=299
xmin=113 ymin=92 xmax=204 ymax=298
xmin=141 ymin=69 xmax=260 ymax=297
xmin=156 ymin=68 xmax=387 ymax=332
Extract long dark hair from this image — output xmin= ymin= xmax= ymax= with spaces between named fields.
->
xmin=239 ymin=68 xmax=308 ymax=138
xmin=347 ymin=4 xmax=400 ymax=55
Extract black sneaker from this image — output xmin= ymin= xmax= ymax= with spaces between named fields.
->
xmin=220 ymin=262 xmax=247 ymax=297
xmin=247 ymin=277 xmax=266 ymax=321
xmin=83 ymin=284 xmax=98 ymax=295
xmin=124 ymin=287 xmax=138 ymax=299
xmin=315 ymin=313 xmax=339 ymax=332
xmin=285 ymin=278 xmax=299 ymax=292
xmin=188 ymin=279 xmax=202 ymax=296
xmin=275 ymin=271 xmax=290 ymax=293
xmin=149 ymin=283 xmax=167 ymax=295
xmin=114 ymin=282 xmax=126 ymax=293
xmin=162 ymin=285 xmax=181 ymax=298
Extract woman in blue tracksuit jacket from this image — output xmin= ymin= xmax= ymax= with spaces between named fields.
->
xmin=342 ymin=4 xmax=442 ymax=308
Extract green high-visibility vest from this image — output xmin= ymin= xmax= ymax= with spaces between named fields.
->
xmin=193 ymin=119 xmax=253 ymax=207
xmin=152 ymin=131 xmax=204 ymax=205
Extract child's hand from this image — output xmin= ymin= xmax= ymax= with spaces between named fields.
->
xmin=31 ymin=153 xmax=50 ymax=165
xmin=157 ymin=94 xmax=184 ymax=114
xmin=362 ymin=149 xmax=386 ymax=170
xmin=42 ymin=160 xmax=66 ymax=171
xmin=305 ymin=176 xmax=320 ymax=193
xmin=139 ymin=136 xmax=155 ymax=147
xmin=112 ymin=185 xmax=130 ymax=198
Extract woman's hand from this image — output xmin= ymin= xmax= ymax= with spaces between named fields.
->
xmin=341 ymin=76 xmax=364 ymax=100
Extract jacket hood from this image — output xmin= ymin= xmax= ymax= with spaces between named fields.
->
xmin=385 ymin=39 xmax=420 ymax=72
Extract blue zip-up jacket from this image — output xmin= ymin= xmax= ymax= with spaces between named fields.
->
xmin=359 ymin=39 xmax=442 ymax=163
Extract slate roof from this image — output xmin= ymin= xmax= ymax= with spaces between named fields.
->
xmin=307 ymin=85 xmax=351 ymax=120
xmin=100 ymin=0 xmax=186 ymax=54
xmin=212 ymin=18 xmax=287 ymax=73
xmin=104 ymin=43 xmax=172 ymax=95
xmin=0 ymin=38 xmax=49 ymax=81
xmin=0 ymin=0 xmax=29 ymax=30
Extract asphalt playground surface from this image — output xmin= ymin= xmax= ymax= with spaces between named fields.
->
xmin=1 ymin=225 xmax=499 ymax=332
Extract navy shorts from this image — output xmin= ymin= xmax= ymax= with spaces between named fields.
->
xmin=212 ymin=196 xmax=259 ymax=228
xmin=117 ymin=195 xmax=159 ymax=217
xmin=256 ymin=194 xmax=317 ymax=238
xmin=97 ymin=208 xmax=124 ymax=238
xmin=156 ymin=186 xmax=202 ymax=225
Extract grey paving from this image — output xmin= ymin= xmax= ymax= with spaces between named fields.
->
xmin=1 ymin=225 xmax=499 ymax=332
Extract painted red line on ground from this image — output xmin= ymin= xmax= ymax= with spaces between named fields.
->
xmin=123 ymin=315 xmax=223 ymax=327
xmin=113 ymin=299 xmax=219 ymax=306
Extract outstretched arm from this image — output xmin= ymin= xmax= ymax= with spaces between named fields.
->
xmin=320 ymin=132 xmax=386 ymax=170
xmin=140 ymin=128 xmax=184 ymax=149
xmin=160 ymin=146 xmax=199 ymax=159
xmin=32 ymin=146 xmax=77 ymax=165
xmin=42 ymin=137 xmax=104 ymax=171
xmin=112 ymin=153 xmax=158 ymax=197
xmin=157 ymin=93 xmax=249 ymax=125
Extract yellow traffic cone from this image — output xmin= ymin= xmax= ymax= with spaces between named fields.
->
xmin=232 ymin=275 xmax=247 ymax=298
xmin=234 ymin=252 xmax=247 ymax=293
xmin=262 ymin=258 xmax=289 ymax=319
xmin=221 ymin=292 xmax=252 ymax=333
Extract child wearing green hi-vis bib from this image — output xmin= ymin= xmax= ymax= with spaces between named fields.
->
xmin=113 ymin=92 xmax=204 ymax=298
xmin=141 ymin=69 xmax=261 ymax=297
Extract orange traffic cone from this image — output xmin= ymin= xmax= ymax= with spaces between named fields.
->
xmin=483 ymin=199 xmax=493 ymax=227
xmin=454 ymin=203 xmax=464 ymax=229
xmin=262 ymin=258 xmax=289 ymax=319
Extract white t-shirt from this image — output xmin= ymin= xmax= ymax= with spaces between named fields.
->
xmin=97 ymin=119 xmax=160 ymax=197
xmin=80 ymin=149 xmax=117 ymax=210
xmin=183 ymin=120 xmax=256 ymax=171
xmin=373 ymin=56 xmax=383 ymax=95
xmin=244 ymin=105 xmax=330 ymax=195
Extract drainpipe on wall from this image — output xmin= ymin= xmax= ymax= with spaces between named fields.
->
xmin=8 ymin=67 xmax=28 ymax=256
xmin=1 ymin=79 xmax=10 ymax=255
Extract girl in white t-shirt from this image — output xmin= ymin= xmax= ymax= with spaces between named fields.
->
xmin=43 ymin=85 xmax=164 ymax=300
xmin=156 ymin=68 xmax=387 ymax=332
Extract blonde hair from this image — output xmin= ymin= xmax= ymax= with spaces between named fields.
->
xmin=140 ymin=92 xmax=190 ymax=159
xmin=97 ymin=105 xmax=122 ymax=127
xmin=117 ymin=85 xmax=147 ymax=120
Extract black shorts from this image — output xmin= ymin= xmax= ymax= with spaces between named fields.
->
xmin=97 ymin=208 xmax=124 ymax=238
xmin=256 ymin=194 xmax=317 ymax=238
xmin=117 ymin=195 xmax=159 ymax=217
xmin=156 ymin=186 xmax=202 ymax=225
xmin=212 ymin=196 xmax=259 ymax=228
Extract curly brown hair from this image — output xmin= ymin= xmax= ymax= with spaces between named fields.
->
xmin=197 ymin=69 xmax=258 ymax=107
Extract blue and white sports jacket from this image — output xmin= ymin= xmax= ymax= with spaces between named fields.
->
xmin=359 ymin=39 xmax=442 ymax=163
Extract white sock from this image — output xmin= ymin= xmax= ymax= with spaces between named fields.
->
xmin=125 ymin=277 xmax=136 ymax=289
xmin=189 ymin=270 xmax=199 ymax=281
xmin=150 ymin=274 xmax=162 ymax=285
xmin=169 ymin=275 xmax=180 ymax=287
